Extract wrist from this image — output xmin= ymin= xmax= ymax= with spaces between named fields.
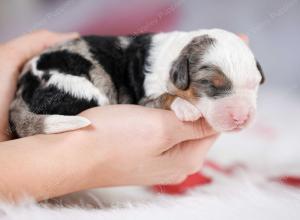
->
xmin=61 ymin=129 xmax=114 ymax=189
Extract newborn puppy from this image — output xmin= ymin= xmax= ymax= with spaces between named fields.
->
xmin=9 ymin=29 xmax=264 ymax=137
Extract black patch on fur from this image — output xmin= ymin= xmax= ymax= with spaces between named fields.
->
xmin=19 ymin=71 xmax=41 ymax=104
xmin=8 ymin=118 xmax=19 ymax=138
xmin=41 ymin=72 xmax=51 ymax=81
xmin=83 ymin=36 xmax=125 ymax=100
xmin=124 ymin=34 xmax=152 ymax=102
xmin=20 ymin=71 xmax=98 ymax=115
xmin=37 ymin=50 xmax=93 ymax=79
xmin=256 ymin=61 xmax=265 ymax=84
xmin=28 ymin=86 xmax=98 ymax=115
xmin=84 ymin=34 xmax=152 ymax=103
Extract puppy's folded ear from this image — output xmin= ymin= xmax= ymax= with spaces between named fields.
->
xmin=256 ymin=61 xmax=265 ymax=84
xmin=169 ymin=35 xmax=215 ymax=90
xmin=170 ymin=57 xmax=190 ymax=90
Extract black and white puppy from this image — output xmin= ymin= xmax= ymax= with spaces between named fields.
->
xmin=9 ymin=29 xmax=264 ymax=137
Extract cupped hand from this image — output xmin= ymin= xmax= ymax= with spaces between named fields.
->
xmin=70 ymin=105 xmax=218 ymax=187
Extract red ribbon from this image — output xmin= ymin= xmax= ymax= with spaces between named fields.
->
xmin=152 ymin=161 xmax=300 ymax=194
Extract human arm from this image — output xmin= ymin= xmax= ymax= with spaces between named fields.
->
xmin=0 ymin=105 xmax=218 ymax=202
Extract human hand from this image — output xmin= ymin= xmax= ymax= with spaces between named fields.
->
xmin=69 ymin=105 xmax=218 ymax=188
xmin=0 ymin=105 xmax=217 ymax=202
xmin=0 ymin=30 xmax=79 ymax=141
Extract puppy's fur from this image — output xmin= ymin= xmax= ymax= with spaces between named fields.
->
xmin=9 ymin=29 xmax=264 ymax=137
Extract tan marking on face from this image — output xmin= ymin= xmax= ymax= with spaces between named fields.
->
xmin=173 ymin=86 xmax=199 ymax=103
xmin=159 ymin=93 xmax=177 ymax=110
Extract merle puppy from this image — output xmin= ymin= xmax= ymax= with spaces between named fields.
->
xmin=9 ymin=29 xmax=264 ymax=137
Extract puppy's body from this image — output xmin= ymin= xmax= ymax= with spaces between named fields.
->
xmin=10 ymin=29 xmax=264 ymax=137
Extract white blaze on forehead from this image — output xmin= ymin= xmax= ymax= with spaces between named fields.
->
xmin=144 ymin=31 xmax=192 ymax=97
xmin=202 ymin=29 xmax=261 ymax=88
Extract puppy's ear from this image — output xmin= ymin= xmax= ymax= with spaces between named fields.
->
xmin=256 ymin=61 xmax=265 ymax=84
xmin=170 ymin=57 xmax=190 ymax=90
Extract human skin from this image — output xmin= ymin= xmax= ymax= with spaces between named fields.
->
xmin=0 ymin=30 xmax=218 ymax=203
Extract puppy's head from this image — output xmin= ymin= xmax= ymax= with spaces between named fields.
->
xmin=169 ymin=29 xmax=265 ymax=132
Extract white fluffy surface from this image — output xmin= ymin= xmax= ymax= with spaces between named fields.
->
xmin=1 ymin=89 xmax=300 ymax=220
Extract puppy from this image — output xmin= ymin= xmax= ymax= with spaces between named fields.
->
xmin=9 ymin=29 xmax=264 ymax=137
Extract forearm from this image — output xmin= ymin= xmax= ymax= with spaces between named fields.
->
xmin=0 ymin=45 xmax=21 ymax=141
xmin=0 ymin=82 xmax=17 ymax=141
xmin=0 ymin=132 xmax=97 ymax=202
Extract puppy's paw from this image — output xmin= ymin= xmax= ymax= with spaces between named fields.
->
xmin=170 ymin=97 xmax=202 ymax=121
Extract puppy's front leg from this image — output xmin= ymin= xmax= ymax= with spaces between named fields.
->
xmin=140 ymin=94 xmax=202 ymax=122
xmin=170 ymin=97 xmax=202 ymax=121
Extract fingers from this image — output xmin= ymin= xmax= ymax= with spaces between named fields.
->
xmin=178 ymin=134 xmax=219 ymax=164
xmin=157 ymin=134 xmax=219 ymax=184
xmin=5 ymin=30 xmax=79 ymax=66
xmin=160 ymin=134 xmax=219 ymax=184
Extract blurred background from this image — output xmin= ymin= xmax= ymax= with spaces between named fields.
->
xmin=1 ymin=0 xmax=299 ymax=91
xmin=0 ymin=0 xmax=299 ymax=175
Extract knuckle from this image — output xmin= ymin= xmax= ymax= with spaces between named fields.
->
xmin=190 ymin=121 xmax=200 ymax=139
xmin=199 ymin=119 xmax=206 ymax=136
xmin=196 ymin=118 xmax=209 ymax=137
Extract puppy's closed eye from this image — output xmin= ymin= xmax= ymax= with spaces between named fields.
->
xmin=198 ymin=65 xmax=210 ymax=71
xmin=211 ymin=75 xmax=227 ymax=88
xmin=192 ymin=65 xmax=232 ymax=98
xmin=199 ymin=79 xmax=210 ymax=85
xmin=199 ymin=77 xmax=227 ymax=90
xmin=197 ymin=65 xmax=228 ymax=88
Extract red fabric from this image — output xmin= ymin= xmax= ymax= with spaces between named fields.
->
xmin=204 ymin=160 xmax=247 ymax=175
xmin=274 ymin=176 xmax=300 ymax=187
xmin=152 ymin=161 xmax=246 ymax=195
xmin=153 ymin=172 xmax=212 ymax=194
xmin=152 ymin=160 xmax=300 ymax=194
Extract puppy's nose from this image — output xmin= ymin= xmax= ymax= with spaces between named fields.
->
xmin=230 ymin=111 xmax=249 ymax=126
